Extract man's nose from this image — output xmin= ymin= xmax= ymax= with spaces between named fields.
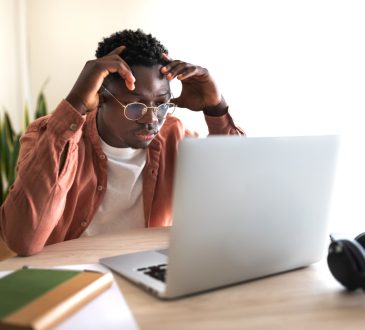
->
xmin=138 ymin=107 xmax=158 ymax=124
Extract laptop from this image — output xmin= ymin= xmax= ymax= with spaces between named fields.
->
xmin=100 ymin=135 xmax=339 ymax=299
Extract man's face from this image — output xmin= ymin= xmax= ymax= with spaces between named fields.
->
xmin=97 ymin=64 xmax=171 ymax=149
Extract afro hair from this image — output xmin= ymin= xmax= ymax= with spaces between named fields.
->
xmin=95 ymin=29 xmax=169 ymax=67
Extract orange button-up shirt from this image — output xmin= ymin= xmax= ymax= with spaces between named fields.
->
xmin=0 ymin=100 xmax=244 ymax=255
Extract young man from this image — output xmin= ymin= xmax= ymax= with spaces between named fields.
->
xmin=0 ymin=29 xmax=244 ymax=256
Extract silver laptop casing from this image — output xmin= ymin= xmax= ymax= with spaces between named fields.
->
xmin=100 ymin=135 xmax=339 ymax=299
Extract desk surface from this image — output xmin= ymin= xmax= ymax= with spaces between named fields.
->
xmin=1 ymin=228 xmax=364 ymax=330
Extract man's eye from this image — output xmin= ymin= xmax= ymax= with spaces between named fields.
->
xmin=156 ymin=99 xmax=169 ymax=106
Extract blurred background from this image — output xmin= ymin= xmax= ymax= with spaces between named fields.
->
xmin=1 ymin=0 xmax=364 ymax=235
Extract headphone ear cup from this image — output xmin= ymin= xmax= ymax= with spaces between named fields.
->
xmin=355 ymin=232 xmax=365 ymax=249
xmin=327 ymin=239 xmax=365 ymax=290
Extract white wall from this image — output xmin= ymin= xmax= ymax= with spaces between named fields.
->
xmin=3 ymin=0 xmax=365 ymax=235
xmin=0 ymin=0 xmax=26 ymax=131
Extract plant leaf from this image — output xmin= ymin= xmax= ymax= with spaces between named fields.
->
xmin=35 ymin=92 xmax=48 ymax=119
xmin=4 ymin=112 xmax=15 ymax=145
xmin=23 ymin=103 xmax=30 ymax=131
xmin=8 ymin=134 xmax=21 ymax=187
xmin=0 ymin=116 xmax=3 ymax=204
xmin=1 ymin=123 xmax=11 ymax=181
xmin=0 ymin=180 xmax=3 ymax=205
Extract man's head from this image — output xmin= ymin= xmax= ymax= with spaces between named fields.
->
xmin=95 ymin=29 xmax=172 ymax=149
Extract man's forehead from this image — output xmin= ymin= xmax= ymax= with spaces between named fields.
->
xmin=130 ymin=64 xmax=166 ymax=80
xmin=128 ymin=89 xmax=170 ymax=98
xmin=109 ymin=64 xmax=170 ymax=97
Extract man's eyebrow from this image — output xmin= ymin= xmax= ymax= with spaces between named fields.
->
xmin=129 ymin=91 xmax=171 ymax=97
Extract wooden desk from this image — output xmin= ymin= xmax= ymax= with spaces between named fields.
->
xmin=1 ymin=228 xmax=365 ymax=330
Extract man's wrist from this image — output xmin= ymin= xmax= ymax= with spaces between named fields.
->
xmin=203 ymin=96 xmax=228 ymax=117
xmin=65 ymin=93 xmax=89 ymax=115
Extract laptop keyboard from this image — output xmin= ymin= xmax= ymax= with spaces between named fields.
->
xmin=137 ymin=264 xmax=167 ymax=282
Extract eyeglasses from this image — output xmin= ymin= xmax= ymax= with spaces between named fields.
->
xmin=101 ymin=85 xmax=176 ymax=121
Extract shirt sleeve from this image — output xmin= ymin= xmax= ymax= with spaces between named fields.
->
xmin=204 ymin=112 xmax=245 ymax=136
xmin=0 ymin=100 xmax=86 ymax=256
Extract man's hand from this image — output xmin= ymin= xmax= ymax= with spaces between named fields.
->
xmin=66 ymin=46 xmax=135 ymax=114
xmin=160 ymin=54 xmax=223 ymax=112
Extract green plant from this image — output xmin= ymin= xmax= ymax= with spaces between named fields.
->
xmin=0 ymin=89 xmax=48 ymax=204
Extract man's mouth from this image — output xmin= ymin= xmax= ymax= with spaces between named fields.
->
xmin=134 ymin=130 xmax=158 ymax=142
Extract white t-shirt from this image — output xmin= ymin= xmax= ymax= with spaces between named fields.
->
xmin=82 ymin=138 xmax=146 ymax=236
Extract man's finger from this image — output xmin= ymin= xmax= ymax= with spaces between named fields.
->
xmin=108 ymin=45 xmax=126 ymax=56
xmin=170 ymin=96 xmax=181 ymax=106
xmin=161 ymin=53 xmax=173 ymax=62
xmin=177 ymin=67 xmax=198 ymax=80
xmin=118 ymin=69 xmax=135 ymax=90
xmin=100 ymin=58 xmax=136 ymax=90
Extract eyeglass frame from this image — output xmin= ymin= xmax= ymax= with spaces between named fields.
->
xmin=101 ymin=85 xmax=176 ymax=121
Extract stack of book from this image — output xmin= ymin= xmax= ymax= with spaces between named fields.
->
xmin=0 ymin=268 xmax=113 ymax=330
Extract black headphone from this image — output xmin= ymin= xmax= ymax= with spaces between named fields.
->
xmin=327 ymin=232 xmax=365 ymax=290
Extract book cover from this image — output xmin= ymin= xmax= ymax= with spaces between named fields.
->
xmin=0 ymin=268 xmax=113 ymax=330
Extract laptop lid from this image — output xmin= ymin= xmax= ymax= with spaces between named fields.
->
xmin=163 ymin=135 xmax=339 ymax=298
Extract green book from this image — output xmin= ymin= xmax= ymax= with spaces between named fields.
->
xmin=0 ymin=268 xmax=113 ymax=330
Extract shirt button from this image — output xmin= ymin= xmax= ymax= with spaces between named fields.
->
xmin=81 ymin=220 xmax=88 ymax=227
xmin=69 ymin=123 xmax=78 ymax=131
xmin=97 ymin=185 xmax=103 ymax=191
xmin=99 ymin=154 xmax=106 ymax=160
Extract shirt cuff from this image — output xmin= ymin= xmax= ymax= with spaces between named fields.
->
xmin=47 ymin=99 xmax=86 ymax=142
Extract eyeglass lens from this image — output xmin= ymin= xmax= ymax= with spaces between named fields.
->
xmin=125 ymin=103 xmax=175 ymax=120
